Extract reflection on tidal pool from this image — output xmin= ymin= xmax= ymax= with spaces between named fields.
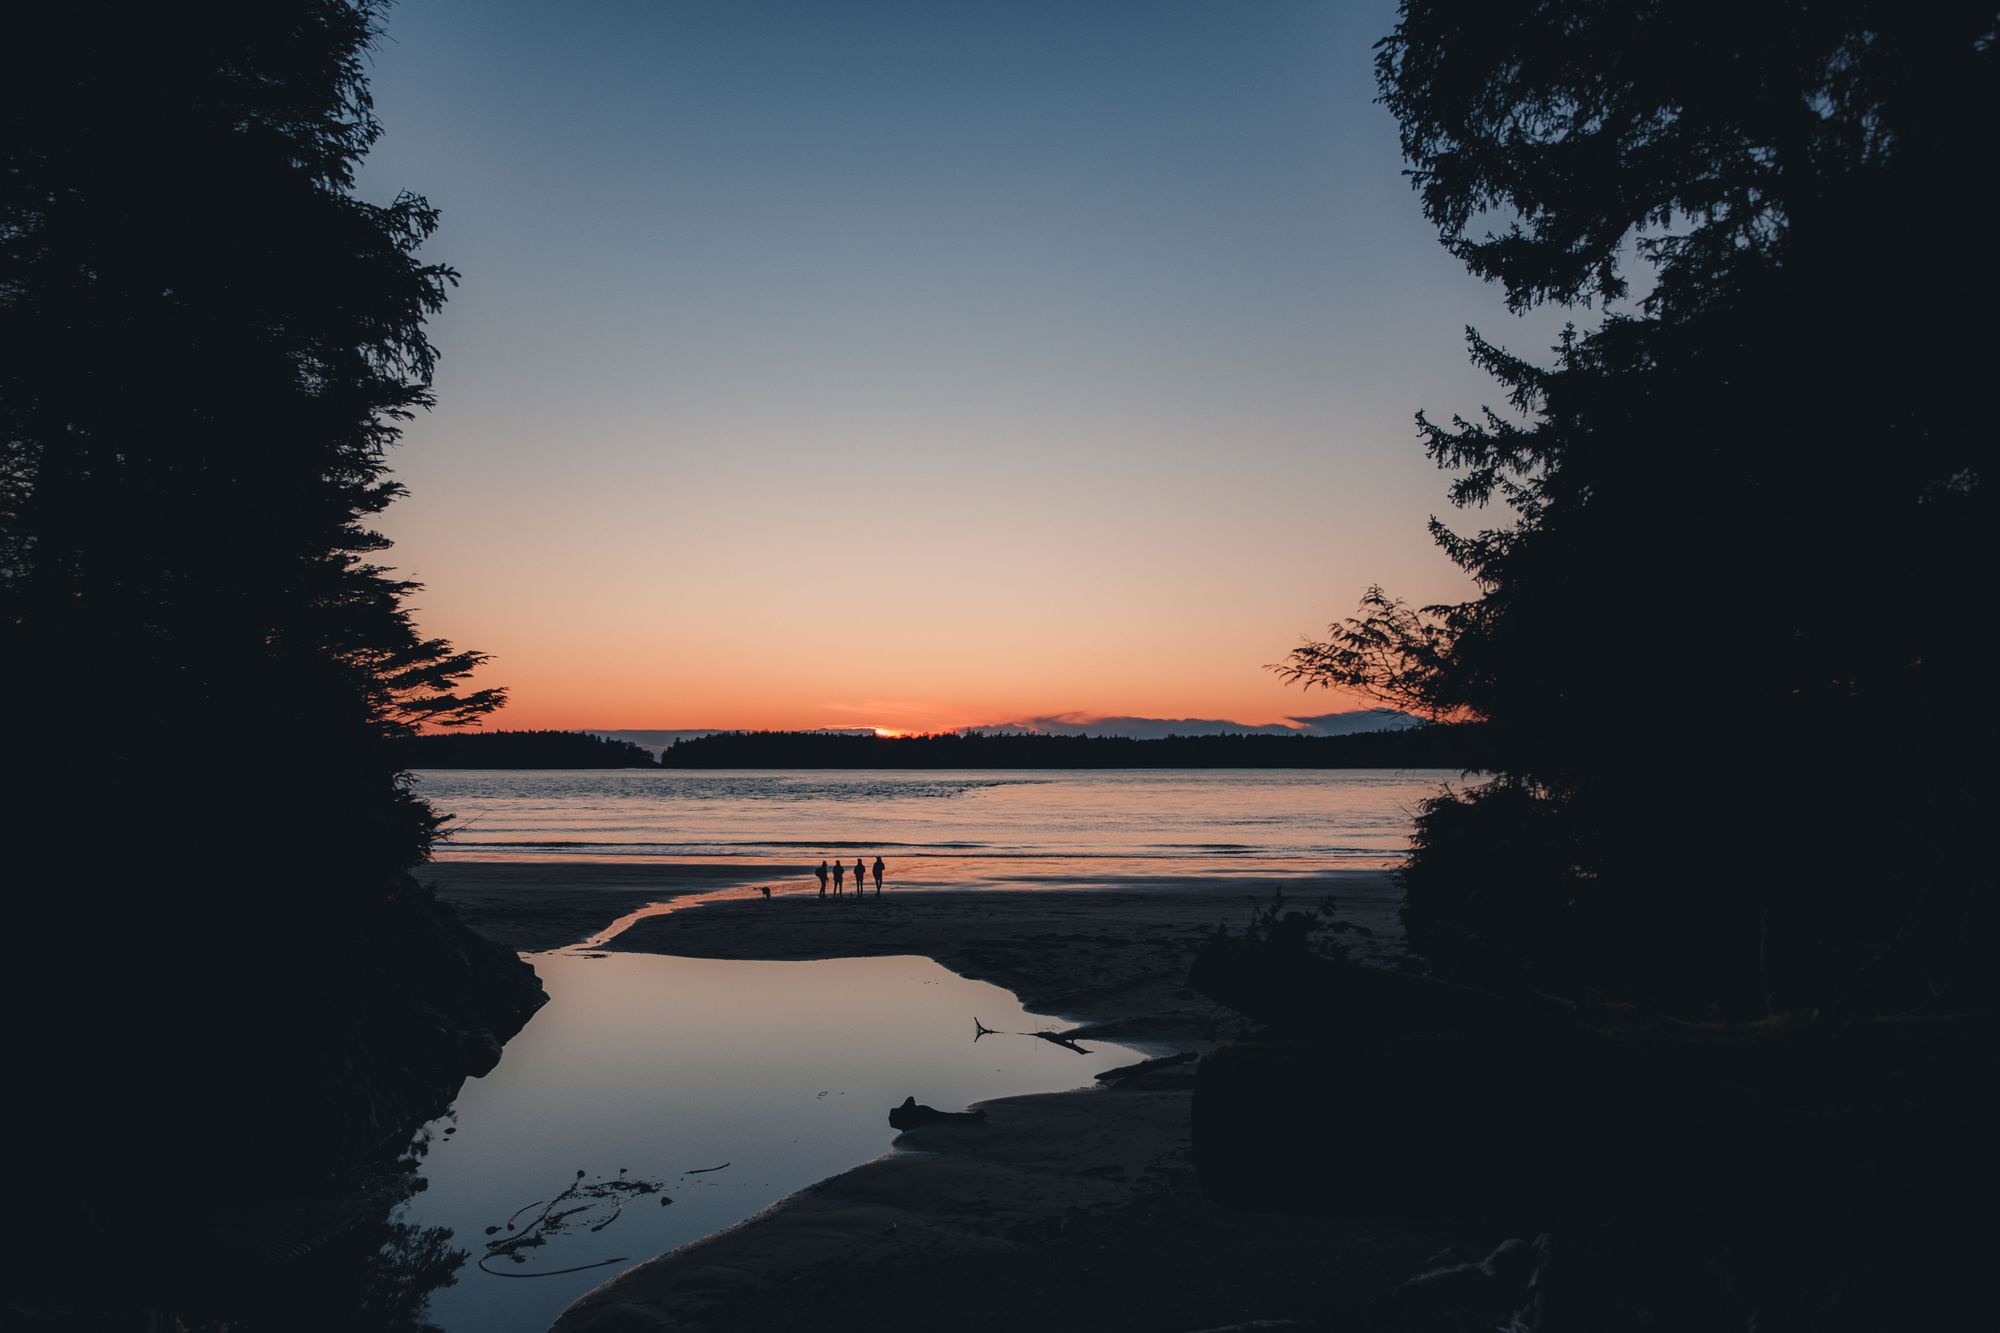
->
xmin=388 ymin=951 xmax=1145 ymax=1333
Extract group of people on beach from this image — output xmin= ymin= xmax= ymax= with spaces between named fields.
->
xmin=816 ymin=856 xmax=885 ymax=897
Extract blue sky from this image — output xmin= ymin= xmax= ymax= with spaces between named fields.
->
xmin=354 ymin=1 xmax=1573 ymax=731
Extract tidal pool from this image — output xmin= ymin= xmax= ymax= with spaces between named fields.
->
xmin=391 ymin=950 xmax=1146 ymax=1333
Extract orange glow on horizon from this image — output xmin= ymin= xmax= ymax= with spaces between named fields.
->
xmin=357 ymin=0 xmax=1520 ymax=757
xmin=433 ymin=672 xmax=1393 ymax=737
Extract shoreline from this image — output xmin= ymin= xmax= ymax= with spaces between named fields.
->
xmin=422 ymin=860 xmax=799 ymax=954
xmin=435 ymin=862 xmax=1466 ymax=1332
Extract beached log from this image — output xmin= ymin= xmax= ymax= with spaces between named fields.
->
xmin=1029 ymin=1030 xmax=1091 ymax=1054
xmin=889 ymin=1096 xmax=988 ymax=1131
xmin=1095 ymin=1051 xmax=1196 ymax=1083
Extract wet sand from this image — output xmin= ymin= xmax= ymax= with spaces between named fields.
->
xmin=431 ymin=863 xmax=1462 ymax=1332
xmin=600 ymin=879 xmax=1410 ymax=1044
xmin=423 ymin=860 xmax=800 ymax=953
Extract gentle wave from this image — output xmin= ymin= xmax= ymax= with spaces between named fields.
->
xmin=421 ymin=774 xmax=1056 ymax=802
xmin=417 ymin=769 xmax=1451 ymax=872
xmin=446 ymin=838 xmax=991 ymax=850
xmin=438 ymin=841 xmax=1395 ymax=861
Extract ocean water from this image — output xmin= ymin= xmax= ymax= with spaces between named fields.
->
xmin=413 ymin=768 xmax=1454 ymax=886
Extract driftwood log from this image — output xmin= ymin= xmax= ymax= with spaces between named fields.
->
xmin=1095 ymin=1051 xmax=1196 ymax=1083
xmin=889 ymin=1096 xmax=988 ymax=1131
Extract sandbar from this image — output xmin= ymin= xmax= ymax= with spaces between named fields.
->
xmin=429 ymin=863 xmax=1465 ymax=1331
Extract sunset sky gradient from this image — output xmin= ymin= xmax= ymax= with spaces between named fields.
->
xmin=357 ymin=0 xmax=1569 ymax=734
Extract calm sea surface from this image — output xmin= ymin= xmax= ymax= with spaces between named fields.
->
xmin=365 ymin=769 xmax=1444 ymax=1331
xmin=413 ymin=768 xmax=1455 ymax=886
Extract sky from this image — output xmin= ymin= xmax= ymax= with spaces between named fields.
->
xmin=356 ymin=0 xmax=1566 ymax=735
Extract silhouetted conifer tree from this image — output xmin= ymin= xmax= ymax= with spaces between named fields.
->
xmin=1283 ymin=2 xmax=1995 ymax=1016
xmin=2 ymin=0 xmax=535 ymax=1207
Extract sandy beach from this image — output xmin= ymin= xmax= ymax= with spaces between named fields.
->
xmin=430 ymin=862 xmax=1469 ymax=1332
xmin=423 ymin=860 xmax=804 ymax=954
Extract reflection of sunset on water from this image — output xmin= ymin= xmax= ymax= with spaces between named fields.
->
xmin=416 ymin=768 xmax=1445 ymax=882
xmin=398 ymin=950 xmax=1142 ymax=1333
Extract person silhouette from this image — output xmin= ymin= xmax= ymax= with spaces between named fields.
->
xmin=873 ymin=856 xmax=885 ymax=893
xmin=854 ymin=858 xmax=866 ymax=899
xmin=816 ymin=860 xmax=829 ymax=897
xmin=832 ymin=858 xmax=845 ymax=894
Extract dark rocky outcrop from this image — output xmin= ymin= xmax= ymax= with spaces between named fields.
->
xmin=17 ymin=876 xmax=546 ymax=1329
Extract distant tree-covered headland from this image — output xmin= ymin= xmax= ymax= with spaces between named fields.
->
xmin=396 ymin=729 xmax=659 ymax=768
xmin=660 ymin=725 xmax=1486 ymax=769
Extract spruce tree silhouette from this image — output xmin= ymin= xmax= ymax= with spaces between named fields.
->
xmin=1 ymin=0 xmax=541 ymax=1256
xmin=1281 ymin=1 xmax=1995 ymax=1018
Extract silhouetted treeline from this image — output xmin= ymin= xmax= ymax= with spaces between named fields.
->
xmin=1238 ymin=7 xmax=1993 ymax=1327
xmin=395 ymin=728 xmax=659 ymax=768
xmin=1252 ymin=13 xmax=1993 ymax=1318
xmin=5 ymin=5 xmax=540 ymax=1323
xmin=661 ymin=725 xmax=1485 ymax=769
xmin=1280 ymin=1 xmax=1995 ymax=1022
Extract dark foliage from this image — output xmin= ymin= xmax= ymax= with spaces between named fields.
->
xmin=1282 ymin=2 xmax=1996 ymax=1016
xmin=2 ymin=4 xmax=542 ymax=1303
xmin=659 ymin=726 xmax=1487 ymax=769
xmin=392 ymin=729 xmax=660 ymax=768
xmin=58 ymin=1154 xmax=470 ymax=1333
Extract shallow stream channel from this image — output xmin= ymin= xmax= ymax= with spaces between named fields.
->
xmin=389 ymin=944 xmax=1145 ymax=1332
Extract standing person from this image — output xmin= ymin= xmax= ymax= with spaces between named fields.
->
xmin=816 ymin=860 xmax=829 ymax=897
xmin=873 ymin=856 xmax=885 ymax=893
xmin=833 ymin=858 xmax=845 ymax=895
xmin=854 ymin=858 xmax=866 ymax=899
